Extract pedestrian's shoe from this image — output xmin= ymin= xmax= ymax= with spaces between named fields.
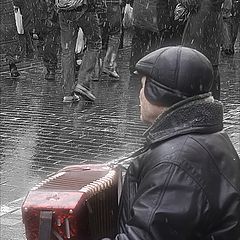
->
xmin=109 ymin=69 xmax=120 ymax=78
xmin=63 ymin=93 xmax=81 ymax=103
xmin=74 ymin=84 xmax=96 ymax=102
xmin=102 ymin=66 xmax=120 ymax=79
xmin=9 ymin=64 xmax=20 ymax=78
xmin=45 ymin=70 xmax=56 ymax=81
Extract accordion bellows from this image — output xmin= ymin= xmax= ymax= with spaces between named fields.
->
xmin=22 ymin=164 xmax=119 ymax=240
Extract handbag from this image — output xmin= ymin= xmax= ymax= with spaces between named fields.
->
xmin=174 ymin=3 xmax=189 ymax=23
xmin=122 ymin=3 xmax=134 ymax=29
xmin=14 ymin=6 xmax=24 ymax=34
xmin=75 ymin=27 xmax=85 ymax=54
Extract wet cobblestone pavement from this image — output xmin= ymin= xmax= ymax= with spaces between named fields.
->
xmin=0 ymin=42 xmax=240 ymax=239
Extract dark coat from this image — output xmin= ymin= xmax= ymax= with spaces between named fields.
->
xmin=156 ymin=0 xmax=177 ymax=31
xmin=115 ymin=94 xmax=240 ymax=240
xmin=34 ymin=0 xmax=59 ymax=34
xmin=181 ymin=0 xmax=224 ymax=65
xmin=132 ymin=0 xmax=159 ymax=32
xmin=156 ymin=0 xmax=184 ymax=46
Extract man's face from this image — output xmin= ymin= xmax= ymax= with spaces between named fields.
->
xmin=139 ymin=76 xmax=166 ymax=124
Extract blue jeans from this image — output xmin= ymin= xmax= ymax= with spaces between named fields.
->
xmin=59 ymin=10 xmax=102 ymax=95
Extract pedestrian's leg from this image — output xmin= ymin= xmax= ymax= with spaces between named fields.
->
xmin=36 ymin=32 xmax=45 ymax=58
xmin=232 ymin=1 xmax=240 ymax=51
xmin=222 ymin=17 xmax=234 ymax=55
xmin=43 ymin=29 xmax=60 ymax=81
xmin=74 ymin=12 xmax=102 ymax=101
xmin=18 ymin=33 xmax=27 ymax=59
xmin=102 ymin=4 xmax=121 ymax=79
xmin=149 ymin=31 xmax=161 ymax=53
xmin=129 ymin=27 xmax=149 ymax=74
xmin=119 ymin=27 xmax=124 ymax=49
xmin=9 ymin=62 xmax=20 ymax=77
xmin=59 ymin=12 xmax=78 ymax=102
xmin=232 ymin=16 xmax=240 ymax=52
xmin=102 ymin=34 xmax=120 ymax=78
xmin=25 ymin=31 xmax=34 ymax=59
xmin=6 ymin=54 xmax=20 ymax=78
xmin=211 ymin=65 xmax=220 ymax=100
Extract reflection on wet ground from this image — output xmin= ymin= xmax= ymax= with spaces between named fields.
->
xmin=0 ymin=45 xmax=239 ymax=239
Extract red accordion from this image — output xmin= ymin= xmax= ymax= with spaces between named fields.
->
xmin=22 ymin=164 xmax=120 ymax=240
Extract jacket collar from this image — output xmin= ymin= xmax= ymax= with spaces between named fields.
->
xmin=144 ymin=93 xmax=223 ymax=145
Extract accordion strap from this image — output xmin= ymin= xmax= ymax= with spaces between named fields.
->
xmin=39 ymin=211 xmax=53 ymax=240
xmin=107 ymin=146 xmax=149 ymax=170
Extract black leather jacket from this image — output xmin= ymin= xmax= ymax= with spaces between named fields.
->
xmin=115 ymin=94 xmax=240 ymax=240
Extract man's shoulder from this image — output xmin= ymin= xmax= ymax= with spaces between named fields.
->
xmin=143 ymin=131 xmax=231 ymax=168
xmin=143 ymin=131 xmax=240 ymax=189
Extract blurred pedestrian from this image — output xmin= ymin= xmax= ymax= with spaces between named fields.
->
xmin=157 ymin=0 xmax=184 ymax=46
xmin=232 ymin=0 xmax=240 ymax=50
xmin=118 ymin=0 xmax=133 ymax=49
xmin=221 ymin=0 xmax=240 ymax=55
xmin=180 ymin=0 xmax=224 ymax=100
xmin=57 ymin=0 xmax=106 ymax=102
xmin=221 ymin=0 xmax=234 ymax=55
xmin=35 ymin=0 xmax=60 ymax=81
xmin=128 ymin=0 xmax=161 ymax=74
xmin=101 ymin=0 xmax=122 ymax=79
xmin=101 ymin=46 xmax=240 ymax=240
xmin=1 ymin=0 xmax=21 ymax=77
xmin=13 ymin=0 xmax=35 ymax=59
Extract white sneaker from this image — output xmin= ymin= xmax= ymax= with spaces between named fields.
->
xmin=74 ymin=84 xmax=96 ymax=101
xmin=63 ymin=93 xmax=80 ymax=103
xmin=102 ymin=67 xmax=120 ymax=79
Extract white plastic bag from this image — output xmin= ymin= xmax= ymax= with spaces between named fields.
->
xmin=174 ymin=3 xmax=189 ymax=22
xmin=75 ymin=27 xmax=85 ymax=54
xmin=123 ymin=4 xmax=134 ymax=29
xmin=14 ymin=6 xmax=24 ymax=34
xmin=55 ymin=0 xmax=85 ymax=10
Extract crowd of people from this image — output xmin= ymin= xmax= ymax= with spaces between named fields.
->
xmin=3 ymin=0 xmax=240 ymax=102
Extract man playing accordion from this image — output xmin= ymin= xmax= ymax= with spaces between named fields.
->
xmin=104 ymin=46 xmax=240 ymax=240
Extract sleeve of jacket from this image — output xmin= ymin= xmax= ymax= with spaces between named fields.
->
xmin=115 ymin=162 xmax=209 ymax=240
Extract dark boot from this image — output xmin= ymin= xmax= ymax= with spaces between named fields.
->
xmin=9 ymin=63 xmax=20 ymax=77
xmin=45 ymin=69 xmax=56 ymax=81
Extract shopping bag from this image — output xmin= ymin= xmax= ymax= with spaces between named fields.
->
xmin=174 ymin=3 xmax=189 ymax=23
xmin=14 ymin=6 xmax=24 ymax=34
xmin=55 ymin=0 xmax=85 ymax=10
xmin=122 ymin=4 xmax=134 ymax=29
xmin=75 ymin=27 xmax=85 ymax=54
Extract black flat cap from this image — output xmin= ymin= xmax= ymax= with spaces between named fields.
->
xmin=135 ymin=46 xmax=214 ymax=106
